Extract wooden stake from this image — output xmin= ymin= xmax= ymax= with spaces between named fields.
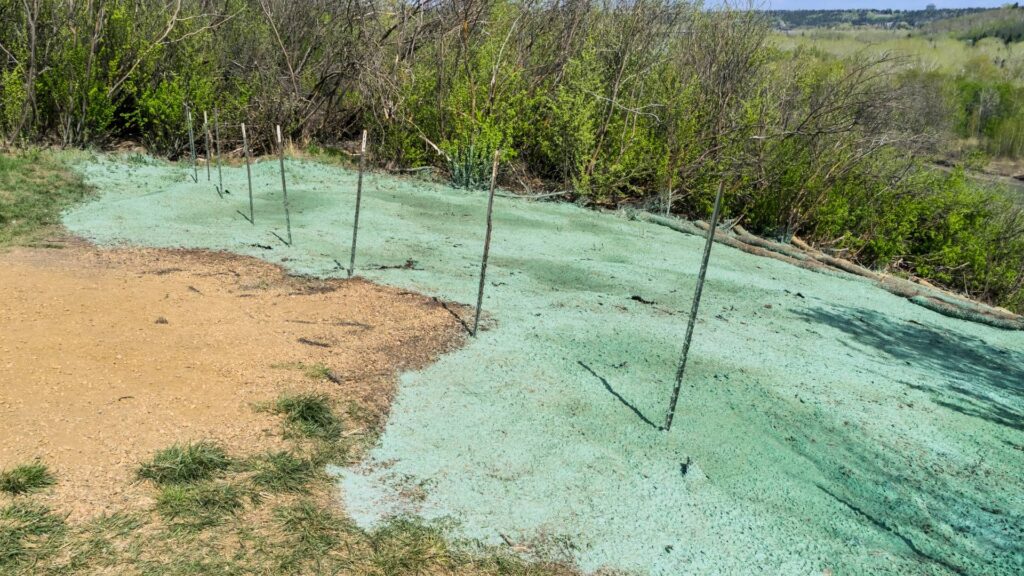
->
xmin=472 ymin=150 xmax=500 ymax=336
xmin=348 ymin=129 xmax=368 ymax=278
xmin=185 ymin=104 xmax=197 ymax=183
xmin=242 ymin=123 xmax=254 ymax=224
xmin=277 ymin=125 xmax=292 ymax=245
xmin=663 ymin=179 xmax=726 ymax=432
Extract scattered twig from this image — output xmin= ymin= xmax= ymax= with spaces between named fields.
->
xmin=297 ymin=337 xmax=330 ymax=348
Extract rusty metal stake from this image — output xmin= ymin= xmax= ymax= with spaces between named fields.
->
xmin=241 ymin=123 xmax=254 ymax=224
xmin=472 ymin=150 xmax=500 ymax=336
xmin=664 ymin=179 xmax=726 ymax=432
xmin=276 ymin=125 xmax=292 ymax=245
xmin=185 ymin=104 xmax=197 ymax=183
xmin=348 ymin=129 xmax=368 ymax=278
xmin=213 ymin=108 xmax=223 ymax=195
xmin=203 ymin=110 xmax=212 ymax=183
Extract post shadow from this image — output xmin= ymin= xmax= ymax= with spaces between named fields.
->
xmin=578 ymin=361 xmax=662 ymax=431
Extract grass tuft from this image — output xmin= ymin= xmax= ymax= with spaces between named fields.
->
xmin=250 ymin=451 xmax=318 ymax=493
xmin=274 ymin=500 xmax=348 ymax=570
xmin=0 ymin=502 xmax=66 ymax=569
xmin=155 ymin=482 xmax=244 ymax=531
xmin=138 ymin=442 xmax=232 ymax=485
xmin=367 ymin=516 xmax=458 ymax=575
xmin=273 ymin=394 xmax=342 ymax=440
xmin=0 ymin=462 xmax=56 ymax=495
xmin=304 ymin=363 xmax=332 ymax=380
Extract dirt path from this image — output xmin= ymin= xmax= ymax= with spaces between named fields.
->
xmin=0 ymin=242 xmax=463 ymax=520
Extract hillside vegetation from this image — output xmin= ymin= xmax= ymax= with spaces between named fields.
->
xmin=925 ymin=5 xmax=1024 ymax=43
xmin=0 ymin=0 xmax=1023 ymax=312
xmin=770 ymin=7 xmax=991 ymax=30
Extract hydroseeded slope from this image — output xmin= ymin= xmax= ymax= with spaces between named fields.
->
xmin=64 ymin=156 xmax=1024 ymax=575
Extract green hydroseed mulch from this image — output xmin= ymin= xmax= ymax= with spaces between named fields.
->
xmin=64 ymin=155 xmax=1024 ymax=575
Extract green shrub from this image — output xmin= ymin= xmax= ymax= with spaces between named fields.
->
xmin=0 ymin=66 xmax=26 ymax=141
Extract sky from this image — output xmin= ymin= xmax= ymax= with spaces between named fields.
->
xmin=760 ymin=1 xmax=1005 ymax=9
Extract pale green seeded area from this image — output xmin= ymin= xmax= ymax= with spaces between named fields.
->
xmin=64 ymin=155 xmax=1024 ymax=575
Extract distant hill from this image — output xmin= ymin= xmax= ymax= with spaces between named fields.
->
xmin=768 ymin=8 xmax=994 ymax=31
xmin=924 ymin=5 xmax=1024 ymax=44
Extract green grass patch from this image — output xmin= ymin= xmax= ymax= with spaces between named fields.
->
xmin=273 ymin=393 xmax=342 ymax=440
xmin=155 ymin=482 xmax=244 ymax=531
xmin=249 ymin=451 xmax=318 ymax=493
xmin=0 ymin=462 xmax=55 ymax=495
xmin=269 ymin=361 xmax=338 ymax=382
xmin=138 ymin=442 xmax=233 ymax=485
xmin=0 ymin=149 xmax=90 ymax=246
xmin=0 ymin=501 xmax=66 ymax=569
xmin=304 ymin=363 xmax=332 ymax=381
xmin=366 ymin=516 xmax=459 ymax=574
xmin=55 ymin=512 xmax=145 ymax=573
xmin=273 ymin=500 xmax=349 ymax=571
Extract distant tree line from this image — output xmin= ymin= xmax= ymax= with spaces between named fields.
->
xmin=768 ymin=8 xmax=993 ymax=30
xmin=0 ymin=0 xmax=1021 ymax=312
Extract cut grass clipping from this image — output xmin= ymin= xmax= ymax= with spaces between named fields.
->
xmin=273 ymin=393 xmax=342 ymax=440
xmin=137 ymin=442 xmax=232 ymax=485
xmin=0 ymin=462 xmax=56 ymax=495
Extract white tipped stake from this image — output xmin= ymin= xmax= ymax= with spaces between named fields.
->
xmin=348 ymin=129 xmax=368 ymax=278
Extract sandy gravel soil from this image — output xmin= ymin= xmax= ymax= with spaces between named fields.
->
xmin=0 ymin=241 xmax=463 ymax=520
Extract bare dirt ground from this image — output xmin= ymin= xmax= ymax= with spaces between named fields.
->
xmin=0 ymin=240 xmax=464 ymax=521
